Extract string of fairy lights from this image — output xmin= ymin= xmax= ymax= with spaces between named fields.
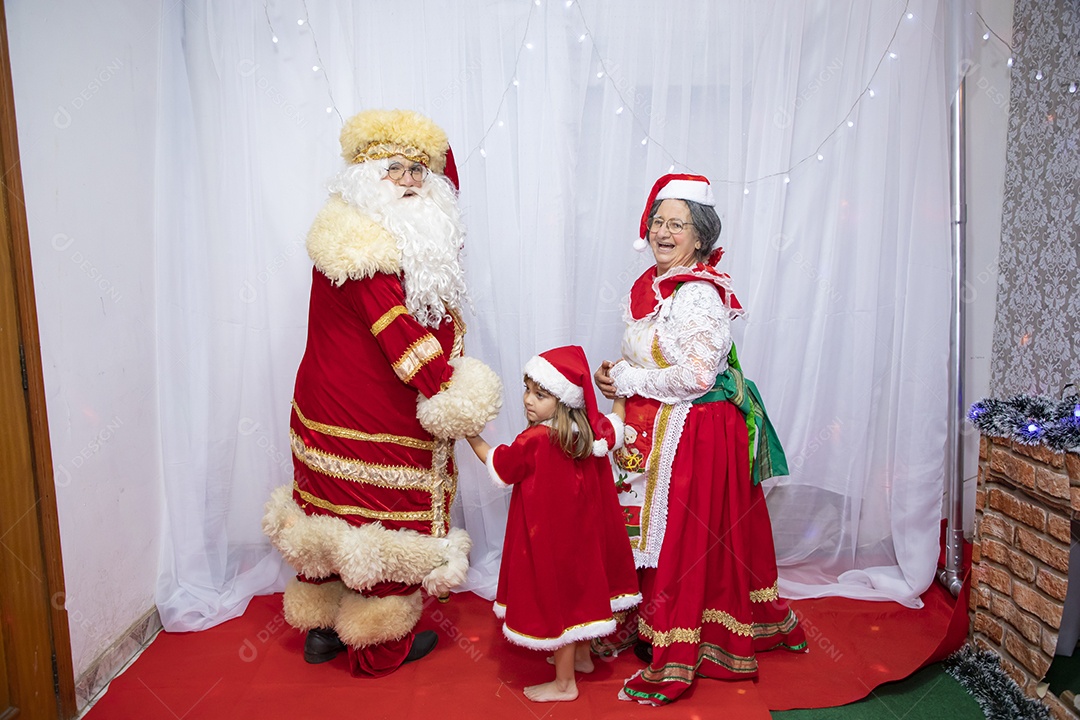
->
xmin=261 ymin=1 xmax=1072 ymax=189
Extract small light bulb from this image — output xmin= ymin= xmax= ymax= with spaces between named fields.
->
xmin=1036 ymin=70 xmax=1043 ymax=80
xmin=983 ymin=32 xmax=990 ymax=41
xmin=497 ymin=120 xmax=504 ymax=127
xmin=847 ymin=120 xmax=854 ymax=127
xmin=297 ymin=18 xmax=304 ymax=25
xmin=1007 ymin=57 xmax=1013 ymax=67
xmin=906 ymin=12 xmax=914 ymax=19
xmin=817 ymin=154 xmax=824 ymax=161
xmin=272 ymin=35 xmax=279 ymax=43
xmin=889 ymin=52 xmax=897 ymax=59
xmin=565 ymin=0 xmax=573 ymax=6
xmin=325 ymin=107 xmax=332 ymax=113
xmin=312 ymin=65 xmax=319 ymax=72
xmin=1027 ymin=423 xmax=1038 ymax=433
xmin=578 ymin=34 xmax=586 ymax=42
xmin=596 ymin=71 xmax=604 ymax=78
xmin=512 ymin=78 xmax=519 ymax=86
xmin=869 ymin=89 xmax=876 ymax=98
xmin=525 ymin=42 xmax=534 ymax=50
xmin=641 ymin=138 xmax=648 ymax=145
xmin=743 ymin=187 xmax=749 ymax=195
xmin=615 ymin=106 xmax=624 ymax=114
xmin=668 ymin=164 xmax=675 ymax=172
xmin=479 ymin=148 xmax=487 ymax=158
xmin=784 ymin=176 xmax=791 ymax=184
xmin=1069 ymin=82 xmax=1077 ymax=93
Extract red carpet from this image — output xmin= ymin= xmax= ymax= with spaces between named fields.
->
xmin=83 ymin=579 xmax=968 ymax=720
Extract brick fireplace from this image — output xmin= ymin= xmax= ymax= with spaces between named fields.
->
xmin=972 ymin=435 xmax=1080 ymax=719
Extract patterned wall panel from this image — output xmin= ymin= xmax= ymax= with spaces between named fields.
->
xmin=989 ymin=0 xmax=1080 ymax=396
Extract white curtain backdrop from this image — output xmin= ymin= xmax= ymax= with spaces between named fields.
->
xmin=155 ymin=0 xmax=961 ymax=630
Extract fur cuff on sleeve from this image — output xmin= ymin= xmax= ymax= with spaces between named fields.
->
xmin=416 ymin=356 xmax=502 ymax=439
xmin=262 ymin=485 xmax=472 ymax=593
xmin=486 ymin=446 xmax=511 ymax=488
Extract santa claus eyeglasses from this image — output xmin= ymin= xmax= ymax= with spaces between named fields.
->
xmin=385 ymin=161 xmax=429 ymax=183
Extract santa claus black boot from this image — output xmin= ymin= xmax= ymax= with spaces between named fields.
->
xmin=304 ymin=627 xmax=346 ymax=664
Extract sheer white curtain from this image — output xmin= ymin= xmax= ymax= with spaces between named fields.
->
xmin=155 ymin=0 xmax=956 ymax=630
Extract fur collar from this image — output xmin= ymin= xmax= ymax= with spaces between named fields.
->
xmin=306 ymin=195 xmax=401 ymax=285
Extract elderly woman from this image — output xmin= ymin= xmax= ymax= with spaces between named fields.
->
xmin=594 ymin=174 xmax=806 ymax=706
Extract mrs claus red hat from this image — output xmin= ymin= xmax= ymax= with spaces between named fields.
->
xmin=635 ymin=173 xmax=716 ymax=251
xmin=522 ymin=345 xmax=623 ymax=457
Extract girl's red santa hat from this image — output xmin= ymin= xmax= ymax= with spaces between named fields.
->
xmin=634 ymin=173 xmax=715 ymax=251
xmin=523 ymin=345 xmax=624 ymax=457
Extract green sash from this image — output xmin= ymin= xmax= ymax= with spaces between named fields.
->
xmin=693 ymin=344 xmax=788 ymax=485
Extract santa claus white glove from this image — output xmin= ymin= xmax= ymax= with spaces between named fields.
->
xmin=417 ymin=356 xmax=502 ymax=439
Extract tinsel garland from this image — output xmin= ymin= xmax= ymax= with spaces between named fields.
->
xmin=969 ymin=393 xmax=1080 ymax=452
xmin=943 ymin=645 xmax=1051 ymax=720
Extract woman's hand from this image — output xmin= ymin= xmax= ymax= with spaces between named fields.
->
xmin=594 ymin=360 xmax=619 ymax=400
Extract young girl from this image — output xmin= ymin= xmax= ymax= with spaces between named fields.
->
xmin=465 ymin=345 xmax=640 ymax=703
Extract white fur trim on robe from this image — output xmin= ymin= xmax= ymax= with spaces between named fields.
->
xmin=262 ymin=485 xmax=471 ymax=597
xmin=306 ymin=195 xmax=401 ymax=284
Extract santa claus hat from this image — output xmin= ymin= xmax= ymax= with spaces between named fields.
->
xmin=634 ymin=173 xmax=716 ymax=251
xmin=339 ymin=109 xmax=458 ymax=189
xmin=522 ymin=345 xmax=623 ymax=457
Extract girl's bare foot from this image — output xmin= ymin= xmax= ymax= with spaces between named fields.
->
xmin=546 ymin=652 xmax=594 ymax=673
xmin=524 ymin=679 xmax=578 ymax=703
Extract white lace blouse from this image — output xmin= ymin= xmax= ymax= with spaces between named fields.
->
xmin=609 ymin=280 xmax=733 ymax=405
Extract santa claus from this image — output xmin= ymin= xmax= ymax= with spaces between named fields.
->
xmin=262 ymin=109 xmax=502 ymax=677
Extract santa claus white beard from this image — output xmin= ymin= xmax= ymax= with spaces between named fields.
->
xmin=327 ymin=162 xmax=469 ymax=329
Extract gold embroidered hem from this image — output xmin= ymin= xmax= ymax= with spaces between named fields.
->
xmin=292 ymin=401 xmax=436 ymax=450
xmin=290 ymin=431 xmax=437 ymax=491
xmin=752 ymin=609 xmax=801 ymax=640
xmin=701 ymin=609 xmax=753 ymax=637
xmin=638 ymin=619 xmax=699 ymax=647
xmin=750 ymin=581 xmax=779 ymax=603
xmin=640 ymin=646 xmax=759 ymax=686
xmin=639 ymin=605 xmax=755 ymax=647
xmin=294 ymin=481 xmax=433 ymax=522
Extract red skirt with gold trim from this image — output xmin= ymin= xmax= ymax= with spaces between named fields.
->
xmin=621 ymin=399 xmax=806 ymax=706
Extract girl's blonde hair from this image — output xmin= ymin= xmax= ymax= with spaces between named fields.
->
xmin=526 ymin=375 xmax=595 ymax=460
xmin=549 ymin=402 xmax=595 ymax=461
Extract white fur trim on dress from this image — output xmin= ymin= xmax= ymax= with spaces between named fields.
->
xmin=492 ymin=601 xmax=506 ymax=619
xmin=656 ymin=178 xmax=715 ymax=206
xmin=610 ymin=592 xmax=642 ymax=613
xmin=262 ymin=485 xmax=472 ymax=595
xmin=486 ymin=446 xmax=511 ymax=487
xmin=523 ymin=355 xmax=585 ymax=409
xmin=416 ymin=356 xmax=503 ymax=439
xmin=592 ymin=412 xmax=626 ymax=456
xmin=502 ymin=617 xmax=617 ymax=651
xmin=306 ymin=196 xmax=401 ymax=284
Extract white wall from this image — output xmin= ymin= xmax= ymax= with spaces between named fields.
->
xmin=962 ymin=0 xmax=1013 ymax=533
xmin=6 ymin=1 xmax=163 ymax=678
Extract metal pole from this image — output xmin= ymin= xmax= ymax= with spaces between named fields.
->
xmin=938 ymin=2 xmax=967 ymax=597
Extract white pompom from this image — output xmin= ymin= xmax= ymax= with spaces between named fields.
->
xmin=633 ymin=237 xmax=648 ymax=252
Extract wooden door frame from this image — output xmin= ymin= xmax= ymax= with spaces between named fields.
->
xmin=0 ymin=1 xmax=77 ymax=717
